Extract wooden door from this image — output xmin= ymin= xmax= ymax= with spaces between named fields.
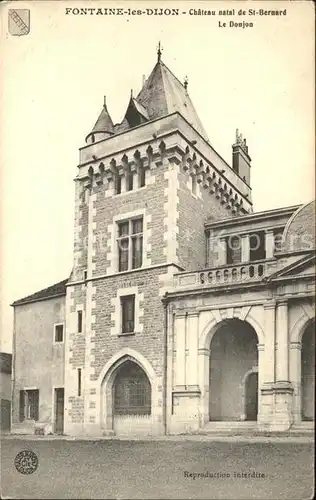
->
xmin=54 ymin=388 xmax=64 ymax=434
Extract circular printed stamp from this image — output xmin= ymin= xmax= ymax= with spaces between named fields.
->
xmin=14 ymin=450 xmax=39 ymax=474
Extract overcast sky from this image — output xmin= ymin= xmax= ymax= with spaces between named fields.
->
xmin=1 ymin=0 xmax=314 ymax=352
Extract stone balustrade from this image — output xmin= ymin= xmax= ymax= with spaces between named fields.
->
xmin=174 ymin=260 xmax=277 ymax=289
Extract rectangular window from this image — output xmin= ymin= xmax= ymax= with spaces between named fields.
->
xmin=126 ymin=171 xmax=133 ymax=191
xmin=19 ymin=389 xmax=39 ymax=421
xmin=121 ymin=295 xmax=135 ymax=334
xmin=139 ymin=169 xmax=146 ymax=188
xmin=19 ymin=391 xmax=25 ymax=422
xmin=77 ymin=310 xmax=83 ymax=333
xmin=132 ymin=236 xmax=143 ymax=269
xmin=117 ymin=217 xmax=143 ymax=272
xmin=249 ymin=231 xmax=266 ymax=261
xmin=116 ymin=175 xmax=122 ymax=195
xmin=226 ymin=235 xmax=242 ymax=265
xmin=54 ymin=324 xmax=64 ymax=342
xmin=118 ymin=238 xmax=129 ymax=272
xmin=273 ymin=228 xmax=284 ymax=253
xmin=78 ymin=368 xmax=82 ymax=397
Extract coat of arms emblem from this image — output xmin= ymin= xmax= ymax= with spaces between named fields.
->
xmin=8 ymin=9 xmax=30 ymax=36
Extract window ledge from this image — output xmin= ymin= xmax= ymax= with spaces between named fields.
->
xmin=115 ymin=186 xmax=146 ymax=198
xmin=117 ymin=331 xmax=137 ymax=337
xmin=117 ymin=267 xmax=143 ymax=274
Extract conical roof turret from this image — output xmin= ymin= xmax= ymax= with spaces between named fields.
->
xmin=86 ymin=96 xmax=114 ymax=143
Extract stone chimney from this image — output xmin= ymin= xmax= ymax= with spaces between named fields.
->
xmin=232 ymin=129 xmax=251 ymax=186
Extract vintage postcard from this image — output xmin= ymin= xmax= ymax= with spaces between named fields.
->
xmin=0 ymin=1 xmax=315 ymax=499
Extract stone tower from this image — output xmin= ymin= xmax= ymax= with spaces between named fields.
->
xmin=64 ymin=51 xmax=253 ymax=436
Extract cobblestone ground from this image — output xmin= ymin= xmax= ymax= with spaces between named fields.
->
xmin=1 ymin=438 xmax=314 ymax=499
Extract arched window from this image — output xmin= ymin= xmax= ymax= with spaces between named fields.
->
xmin=114 ymin=361 xmax=151 ymax=415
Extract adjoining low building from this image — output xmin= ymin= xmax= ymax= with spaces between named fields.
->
xmin=1 ymin=352 xmax=12 ymax=433
xmin=11 ymin=50 xmax=315 ymax=437
xmin=11 ymin=280 xmax=67 ymax=435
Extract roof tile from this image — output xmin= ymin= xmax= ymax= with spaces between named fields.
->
xmin=12 ymin=278 xmax=68 ymax=306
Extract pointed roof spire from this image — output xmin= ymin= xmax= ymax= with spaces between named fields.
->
xmin=157 ymin=41 xmax=163 ymax=63
xmin=136 ymin=60 xmax=208 ymax=140
xmin=86 ymin=96 xmax=114 ymax=141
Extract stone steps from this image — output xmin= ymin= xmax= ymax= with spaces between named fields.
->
xmin=197 ymin=421 xmax=314 ymax=437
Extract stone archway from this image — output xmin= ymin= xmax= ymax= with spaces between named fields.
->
xmin=99 ymin=349 xmax=158 ymax=436
xmin=243 ymin=368 xmax=259 ymax=421
xmin=301 ymin=320 xmax=315 ymax=421
xmin=208 ymin=319 xmax=259 ymax=422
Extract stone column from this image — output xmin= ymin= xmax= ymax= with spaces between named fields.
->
xmin=121 ymin=174 xmax=127 ymax=193
xmin=186 ymin=313 xmax=199 ymax=389
xmin=273 ymin=300 xmax=293 ymax=430
xmin=198 ymin=348 xmax=210 ymax=426
xmin=276 ymin=301 xmax=289 ymax=381
xmin=256 ymin=344 xmax=264 ymax=423
xmin=265 ymin=230 xmax=275 ymax=259
xmin=257 ymin=344 xmax=265 ymax=392
xmin=241 ymin=234 xmax=250 ymax=262
xmin=174 ymin=313 xmax=186 ymax=390
xmin=217 ymin=238 xmax=227 ymax=266
xmin=263 ymin=302 xmax=276 ymax=383
xmin=259 ymin=302 xmax=276 ymax=429
xmin=289 ymin=342 xmax=302 ymax=423
xmin=171 ymin=312 xmax=202 ymax=434
xmin=165 ymin=305 xmax=175 ymax=434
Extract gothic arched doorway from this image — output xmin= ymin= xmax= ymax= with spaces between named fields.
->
xmin=301 ymin=321 xmax=315 ymax=421
xmin=245 ymin=371 xmax=258 ymax=421
xmin=112 ymin=360 xmax=152 ymax=434
xmin=209 ymin=319 xmax=259 ymax=421
xmin=113 ymin=360 xmax=151 ymax=416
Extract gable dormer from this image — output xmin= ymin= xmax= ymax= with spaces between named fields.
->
xmin=124 ymin=94 xmax=149 ymax=128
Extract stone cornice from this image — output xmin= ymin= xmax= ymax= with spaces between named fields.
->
xmin=164 ymin=280 xmax=267 ymax=301
xmin=205 ymin=205 xmax=300 ymax=231
xmin=67 ymin=262 xmax=184 ymax=287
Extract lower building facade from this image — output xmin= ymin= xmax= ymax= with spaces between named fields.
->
xmin=11 ymin=250 xmax=315 ymax=437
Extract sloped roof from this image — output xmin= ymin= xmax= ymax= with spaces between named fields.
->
xmin=12 ymin=278 xmax=68 ymax=306
xmin=264 ymin=253 xmax=315 ymax=282
xmin=87 ymin=58 xmax=209 ymax=142
xmin=113 ymin=117 xmax=130 ymax=134
xmin=131 ymin=97 xmax=149 ymax=120
xmin=89 ymin=104 xmax=114 ymax=136
xmin=136 ymin=60 xmax=209 ymax=140
xmin=282 ymin=200 xmax=315 ymax=253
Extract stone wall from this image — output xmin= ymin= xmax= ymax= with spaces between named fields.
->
xmin=12 ymin=296 xmax=65 ymax=426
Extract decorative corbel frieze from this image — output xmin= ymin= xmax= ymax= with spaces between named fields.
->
xmin=95 ymin=162 xmax=105 ymax=185
xmin=215 ymin=185 xmax=221 ymax=199
xmin=181 ymin=145 xmax=191 ymax=172
xmin=105 ymin=159 xmax=117 ymax=181
xmin=130 ymin=161 xmax=138 ymax=174
xmin=117 ymin=165 xmax=125 ymax=176
xmin=209 ymin=178 xmax=216 ymax=195
xmin=83 ymin=179 xmax=92 ymax=190
xmin=202 ymin=179 xmax=210 ymax=190
xmin=165 ymin=144 xmax=184 ymax=166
